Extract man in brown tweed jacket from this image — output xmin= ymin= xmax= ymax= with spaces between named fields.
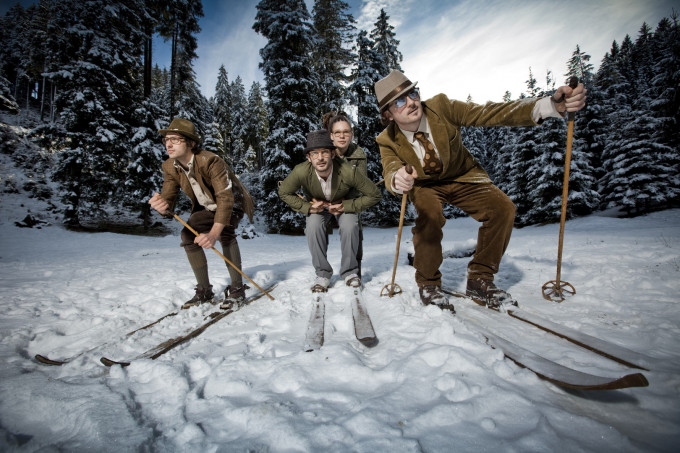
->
xmin=149 ymin=118 xmax=255 ymax=309
xmin=374 ymin=70 xmax=586 ymax=309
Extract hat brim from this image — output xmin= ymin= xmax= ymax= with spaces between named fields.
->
xmin=158 ymin=128 xmax=201 ymax=143
xmin=304 ymin=144 xmax=337 ymax=153
xmin=379 ymin=81 xmax=418 ymax=111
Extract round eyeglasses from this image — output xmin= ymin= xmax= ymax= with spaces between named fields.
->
xmin=162 ymin=136 xmax=186 ymax=145
xmin=393 ymin=88 xmax=420 ymax=109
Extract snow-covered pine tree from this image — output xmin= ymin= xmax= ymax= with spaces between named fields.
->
xmin=174 ymin=81 xmax=211 ymax=145
xmin=0 ymin=3 xmax=33 ymax=110
xmin=156 ymin=0 xmax=204 ymax=122
xmin=150 ymin=65 xmax=169 ymax=112
xmin=567 ymin=44 xmax=603 ymax=201
xmin=244 ymin=81 xmax=269 ymax=170
xmin=490 ymin=91 xmax=517 ymax=198
xmin=505 ymin=68 xmax=542 ymax=225
xmin=212 ymin=65 xmax=232 ymax=162
xmin=370 ymin=8 xmax=402 ymax=72
xmin=648 ymin=16 xmax=680 ymax=206
xmin=230 ymin=76 xmax=248 ymax=173
xmin=124 ymin=98 xmax=166 ymax=229
xmin=202 ymin=121 xmax=225 ymax=159
xmin=521 ymin=67 xmax=597 ymax=225
xmin=312 ymin=0 xmax=357 ymax=114
xmin=254 ymin=0 xmax=321 ymax=233
xmin=600 ymin=29 xmax=678 ymax=215
xmin=33 ymin=0 xmax=145 ymax=227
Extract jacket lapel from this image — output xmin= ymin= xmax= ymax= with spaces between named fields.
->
xmin=306 ymin=163 xmax=324 ymax=199
xmin=390 ymin=125 xmax=424 ymax=176
xmin=329 ymin=160 xmax=342 ymax=201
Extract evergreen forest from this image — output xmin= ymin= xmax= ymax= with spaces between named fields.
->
xmin=1 ymin=0 xmax=678 ymax=233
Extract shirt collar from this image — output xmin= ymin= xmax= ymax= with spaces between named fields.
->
xmin=173 ymin=154 xmax=195 ymax=172
xmin=399 ymin=114 xmax=431 ymax=144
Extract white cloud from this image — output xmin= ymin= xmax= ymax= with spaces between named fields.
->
xmin=358 ymin=0 xmax=677 ymax=102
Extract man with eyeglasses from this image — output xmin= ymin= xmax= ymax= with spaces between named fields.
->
xmin=374 ymin=70 xmax=586 ymax=309
xmin=149 ymin=118 xmax=255 ymax=309
xmin=278 ymin=130 xmax=381 ymax=292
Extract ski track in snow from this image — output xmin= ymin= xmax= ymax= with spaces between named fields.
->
xmin=1 ymin=202 xmax=679 ymax=451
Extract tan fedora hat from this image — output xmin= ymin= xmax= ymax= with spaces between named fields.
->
xmin=158 ymin=118 xmax=201 ymax=143
xmin=374 ymin=69 xmax=418 ymax=112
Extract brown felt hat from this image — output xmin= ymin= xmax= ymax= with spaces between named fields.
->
xmin=158 ymin=118 xmax=201 ymax=143
xmin=374 ymin=69 xmax=418 ymax=112
xmin=304 ymin=129 xmax=337 ymax=154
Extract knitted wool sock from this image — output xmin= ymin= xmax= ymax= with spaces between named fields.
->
xmin=222 ymin=241 xmax=243 ymax=288
xmin=186 ymin=248 xmax=210 ymax=289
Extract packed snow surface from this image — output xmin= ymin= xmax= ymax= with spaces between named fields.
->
xmin=1 ymin=205 xmax=679 ymax=452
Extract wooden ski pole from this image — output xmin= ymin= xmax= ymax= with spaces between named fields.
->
xmin=173 ymin=213 xmax=275 ymax=300
xmin=381 ymin=164 xmax=413 ymax=297
xmin=542 ymin=76 xmax=579 ymax=302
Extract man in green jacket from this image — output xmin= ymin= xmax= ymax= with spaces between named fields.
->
xmin=279 ymin=130 xmax=382 ymax=292
xmin=149 ymin=118 xmax=255 ymax=309
xmin=374 ymin=70 xmax=586 ymax=309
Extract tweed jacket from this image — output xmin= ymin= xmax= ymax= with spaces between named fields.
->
xmin=278 ymin=158 xmax=381 ymax=215
xmin=376 ymin=93 xmax=539 ymax=196
xmin=159 ymin=149 xmax=254 ymax=226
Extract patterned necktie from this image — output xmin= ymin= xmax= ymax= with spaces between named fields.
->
xmin=414 ymin=132 xmax=442 ymax=175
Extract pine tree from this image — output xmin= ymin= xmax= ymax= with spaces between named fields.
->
xmin=230 ymin=75 xmax=248 ymax=173
xmin=370 ymin=8 xmax=402 ymax=71
xmin=244 ymin=81 xmax=269 ymax=170
xmin=254 ymin=0 xmax=321 ymax=233
xmin=564 ymin=45 xmax=600 ymax=217
xmin=505 ymin=68 xmax=545 ymax=224
xmin=600 ymin=28 xmax=678 ymax=214
xmin=32 ymin=0 xmax=145 ymax=226
xmin=212 ymin=65 xmax=232 ymax=161
xmin=156 ymin=0 xmax=203 ymax=121
xmin=202 ymin=121 xmax=225 ymax=157
xmin=124 ymin=98 xmax=166 ymax=229
xmin=312 ymin=0 xmax=356 ymax=113
xmin=566 ymin=44 xmax=595 ymax=86
xmin=648 ymin=16 xmax=680 ymax=204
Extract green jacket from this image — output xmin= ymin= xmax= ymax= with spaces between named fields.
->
xmin=338 ymin=143 xmax=368 ymax=200
xmin=339 ymin=143 xmax=368 ymax=177
xmin=160 ymin=149 xmax=254 ymax=225
xmin=278 ymin=158 xmax=381 ymax=215
xmin=376 ymin=94 xmax=539 ymax=195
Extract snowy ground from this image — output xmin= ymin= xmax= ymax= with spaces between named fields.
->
xmin=1 ymin=179 xmax=679 ymax=451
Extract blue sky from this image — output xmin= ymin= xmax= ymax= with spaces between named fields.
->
xmin=2 ymin=0 xmax=677 ymax=103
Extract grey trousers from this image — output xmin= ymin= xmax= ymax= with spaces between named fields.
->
xmin=306 ymin=211 xmax=360 ymax=279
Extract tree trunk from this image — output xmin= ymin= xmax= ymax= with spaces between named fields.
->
xmin=170 ymin=22 xmax=177 ymax=119
xmin=143 ymin=27 xmax=152 ymax=99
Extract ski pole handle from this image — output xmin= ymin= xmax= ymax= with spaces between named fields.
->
xmin=567 ymin=76 xmax=578 ymax=121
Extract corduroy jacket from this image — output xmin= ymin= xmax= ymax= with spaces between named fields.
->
xmin=376 ymin=94 xmax=539 ymax=196
xmin=160 ymin=149 xmax=254 ymax=226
